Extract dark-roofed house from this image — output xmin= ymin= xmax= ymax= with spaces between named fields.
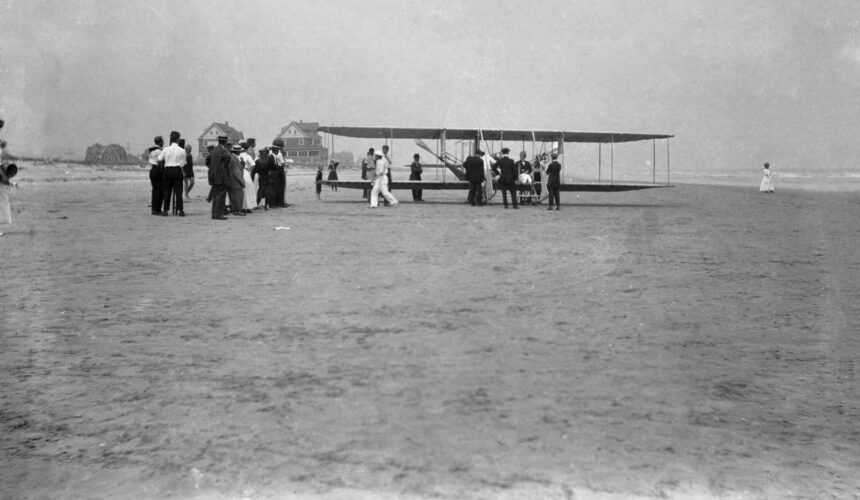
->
xmin=274 ymin=120 xmax=328 ymax=167
xmin=84 ymin=143 xmax=129 ymax=164
xmin=198 ymin=121 xmax=244 ymax=159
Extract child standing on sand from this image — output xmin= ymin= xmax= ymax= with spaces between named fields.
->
xmin=759 ymin=162 xmax=774 ymax=193
xmin=315 ymin=164 xmax=324 ymax=200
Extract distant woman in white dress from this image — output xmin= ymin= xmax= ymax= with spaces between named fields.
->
xmin=0 ymin=162 xmax=17 ymax=228
xmin=759 ymin=162 xmax=774 ymax=193
xmin=1 ymin=123 xmax=17 ymax=230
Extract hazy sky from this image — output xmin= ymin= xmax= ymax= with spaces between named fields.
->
xmin=2 ymin=0 xmax=859 ymax=172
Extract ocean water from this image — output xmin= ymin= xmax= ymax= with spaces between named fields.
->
xmin=666 ymin=170 xmax=860 ymax=193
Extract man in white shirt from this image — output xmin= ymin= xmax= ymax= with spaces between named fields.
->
xmin=157 ymin=131 xmax=187 ymax=216
xmin=369 ymin=148 xmax=398 ymax=208
xmin=148 ymin=136 xmax=164 ymax=215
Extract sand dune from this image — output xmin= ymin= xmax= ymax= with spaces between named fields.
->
xmin=1 ymin=166 xmax=858 ymax=499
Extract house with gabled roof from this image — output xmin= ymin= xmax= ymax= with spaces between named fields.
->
xmin=274 ymin=120 xmax=328 ymax=167
xmin=198 ymin=121 xmax=245 ymax=158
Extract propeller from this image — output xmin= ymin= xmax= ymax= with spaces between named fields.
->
xmin=414 ymin=139 xmax=441 ymax=160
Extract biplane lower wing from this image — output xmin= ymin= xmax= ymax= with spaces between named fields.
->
xmin=319 ymin=180 xmax=469 ymax=190
xmin=318 ymin=180 xmax=670 ymax=192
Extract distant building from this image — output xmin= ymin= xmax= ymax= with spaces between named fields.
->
xmin=198 ymin=121 xmax=244 ymax=159
xmin=332 ymin=151 xmax=355 ymax=168
xmin=274 ymin=120 xmax=328 ymax=167
xmin=84 ymin=143 xmax=129 ymax=164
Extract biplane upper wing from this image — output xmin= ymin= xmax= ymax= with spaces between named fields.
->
xmin=317 ymin=126 xmax=673 ymax=143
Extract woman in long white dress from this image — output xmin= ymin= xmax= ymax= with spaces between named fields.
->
xmin=0 ymin=163 xmax=18 ymax=228
xmin=239 ymin=145 xmax=257 ymax=211
xmin=759 ymin=162 xmax=774 ymax=193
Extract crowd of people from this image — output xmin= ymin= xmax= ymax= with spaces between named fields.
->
xmin=147 ymin=133 xmax=290 ymax=220
xmin=143 ymin=131 xmax=569 ymax=217
xmin=462 ymin=148 xmax=561 ymax=210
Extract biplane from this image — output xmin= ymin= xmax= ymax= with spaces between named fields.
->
xmin=317 ymin=125 xmax=673 ymax=201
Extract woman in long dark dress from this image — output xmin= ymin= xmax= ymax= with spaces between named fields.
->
xmin=327 ymin=160 xmax=339 ymax=191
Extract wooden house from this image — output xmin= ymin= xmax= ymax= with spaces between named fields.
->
xmin=274 ymin=121 xmax=328 ymax=167
xmin=84 ymin=143 xmax=129 ymax=164
xmin=198 ymin=121 xmax=245 ymax=158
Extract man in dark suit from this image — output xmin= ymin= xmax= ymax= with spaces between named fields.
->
xmin=226 ymin=144 xmax=246 ymax=215
xmin=493 ymin=147 xmax=518 ymax=209
xmin=148 ymin=136 xmax=164 ymax=215
xmin=409 ymin=153 xmax=423 ymax=202
xmin=269 ymin=139 xmax=287 ymax=207
xmin=207 ymin=135 xmax=230 ymax=220
xmin=546 ymin=152 xmax=562 ymax=211
xmin=463 ymin=150 xmax=485 ymax=206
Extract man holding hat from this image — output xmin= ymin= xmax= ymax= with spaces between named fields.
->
xmin=270 ymin=138 xmax=288 ymax=208
xmin=207 ymin=135 xmax=231 ymax=219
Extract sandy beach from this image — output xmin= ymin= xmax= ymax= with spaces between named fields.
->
xmin=1 ymin=164 xmax=858 ymax=499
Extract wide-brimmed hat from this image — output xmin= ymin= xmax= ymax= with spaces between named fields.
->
xmin=1 ymin=163 xmax=17 ymax=180
xmin=217 ymin=135 xmax=228 ymax=143
xmin=230 ymin=144 xmax=243 ymax=153
xmin=272 ymin=139 xmax=285 ymax=149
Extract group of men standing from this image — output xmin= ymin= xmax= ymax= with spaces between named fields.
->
xmin=147 ymin=131 xmax=194 ymax=216
xmin=206 ymin=135 xmax=289 ymax=220
xmin=463 ymin=148 xmax=561 ymax=209
xmin=146 ymin=133 xmax=290 ymax=220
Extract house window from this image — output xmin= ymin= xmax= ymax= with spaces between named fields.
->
xmin=298 ymin=151 xmax=308 ymax=156
xmin=287 ymin=151 xmax=298 ymax=156
xmin=299 ymin=139 xmax=305 ymax=146
xmin=309 ymin=150 xmax=319 ymax=156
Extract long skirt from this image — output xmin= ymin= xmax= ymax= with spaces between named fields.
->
xmin=243 ymin=170 xmax=256 ymax=208
xmin=0 ymin=184 xmax=12 ymax=224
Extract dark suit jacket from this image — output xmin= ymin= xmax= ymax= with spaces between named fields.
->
xmin=409 ymin=161 xmax=422 ymax=180
xmin=207 ymin=144 xmax=230 ymax=186
xmin=516 ymin=160 xmax=532 ymax=175
xmin=546 ymin=161 xmax=562 ymax=187
xmin=227 ymin=154 xmax=245 ymax=189
xmin=463 ymin=155 xmax=484 ymax=182
xmin=495 ymin=156 xmax=517 ymax=183
xmin=252 ymin=157 xmax=269 ymax=185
